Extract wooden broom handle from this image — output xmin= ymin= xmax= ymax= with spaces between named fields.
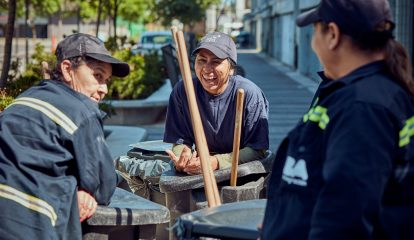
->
xmin=171 ymin=28 xmax=221 ymax=207
xmin=230 ymin=89 xmax=245 ymax=186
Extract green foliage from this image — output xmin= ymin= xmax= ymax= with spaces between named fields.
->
xmin=153 ymin=0 xmax=220 ymax=27
xmin=107 ymin=50 xmax=165 ymax=100
xmin=118 ymin=0 xmax=155 ymax=23
xmin=0 ymin=88 xmax=14 ymax=112
xmin=1 ymin=43 xmax=54 ymax=107
xmin=12 ymin=0 xmax=60 ymax=18
xmin=25 ymin=43 xmax=56 ymax=79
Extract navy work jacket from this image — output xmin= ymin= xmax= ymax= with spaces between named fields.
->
xmin=0 ymin=80 xmax=119 ymax=239
xmin=164 ymin=75 xmax=269 ymax=153
xmin=261 ymin=61 xmax=414 ymax=240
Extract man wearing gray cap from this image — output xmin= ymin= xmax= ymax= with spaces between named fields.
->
xmin=0 ymin=33 xmax=129 ymax=239
xmin=261 ymin=0 xmax=414 ymax=239
xmin=164 ymin=31 xmax=269 ymax=174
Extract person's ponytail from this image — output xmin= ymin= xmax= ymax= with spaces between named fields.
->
xmin=384 ymin=39 xmax=414 ymax=99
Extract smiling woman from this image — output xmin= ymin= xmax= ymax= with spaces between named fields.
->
xmin=164 ymin=31 xmax=269 ymax=175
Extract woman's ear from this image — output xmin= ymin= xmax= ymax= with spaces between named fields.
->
xmin=327 ymin=22 xmax=341 ymax=50
xmin=60 ymin=60 xmax=73 ymax=84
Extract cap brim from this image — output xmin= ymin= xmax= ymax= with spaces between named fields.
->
xmin=87 ymin=53 xmax=130 ymax=78
xmin=192 ymin=44 xmax=229 ymax=60
xmin=296 ymin=8 xmax=320 ymax=27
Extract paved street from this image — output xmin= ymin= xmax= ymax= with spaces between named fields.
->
xmin=239 ymin=49 xmax=318 ymax=151
xmin=143 ymin=49 xmax=319 ymax=152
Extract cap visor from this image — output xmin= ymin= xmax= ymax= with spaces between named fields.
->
xmin=192 ymin=44 xmax=228 ymax=60
xmin=87 ymin=53 xmax=130 ymax=78
xmin=296 ymin=8 xmax=320 ymax=27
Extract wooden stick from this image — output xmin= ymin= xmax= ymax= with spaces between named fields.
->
xmin=172 ymin=29 xmax=221 ymax=207
xmin=230 ymin=89 xmax=245 ymax=186
xmin=170 ymin=26 xmax=184 ymax=76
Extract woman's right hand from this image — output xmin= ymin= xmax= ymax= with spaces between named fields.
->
xmin=166 ymin=145 xmax=197 ymax=172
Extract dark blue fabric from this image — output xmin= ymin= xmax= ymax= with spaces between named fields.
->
xmin=164 ymin=75 xmax=269 ymax=153
xmin=0 ymin=80 xmax=118 ymax=239
xmin=261 ymin=61 xmax=414 ymax=240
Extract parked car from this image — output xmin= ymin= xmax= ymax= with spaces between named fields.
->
xmin=131 ymin=31 xmax=173 ymax=56
xmin=235 ymin=31 xmax=250 ymax=48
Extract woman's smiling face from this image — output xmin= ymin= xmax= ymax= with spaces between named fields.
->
xmin=194 ymin=49 xmax=234 ymax=95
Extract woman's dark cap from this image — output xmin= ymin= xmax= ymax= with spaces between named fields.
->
xmin=296 ymin=0 xmax=395 ymax=38
xmin=55 ymin=33 xmax=130 ymax=77
xmin=192 ymin=32 xmax=237 ymax=64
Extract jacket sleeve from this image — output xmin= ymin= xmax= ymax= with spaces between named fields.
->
xmin=72 ymin=116 xmax=117 ymax=205
xmin=163 ymin=82 xmax=195 ymax=147
xmin=242 ymin=89 xmax=269 ymax=150
xmin=309 ymin=103 xmax=395 ymax=239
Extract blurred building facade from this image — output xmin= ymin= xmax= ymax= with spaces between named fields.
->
xmin=243 ymin=0 xmax=414 ymax=82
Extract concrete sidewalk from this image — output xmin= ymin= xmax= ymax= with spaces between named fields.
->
xmin=238 ymin=49 xmax=319 ymax=152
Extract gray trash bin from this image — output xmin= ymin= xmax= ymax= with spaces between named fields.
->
xmin=159 ymin=151 xmax=273 ymax=238
xmin=115 ymin=140 xmax=172 ymax=239
xmin=174 ymin=199 xmax=266 ymax=240
xmin=82 ymin=187 xmax=170 ymax=240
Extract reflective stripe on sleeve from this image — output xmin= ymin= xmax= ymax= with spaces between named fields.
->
xmin=0 ymin=183 xmax=57 ymax=226
xmin=7 ymin=97 xmax=78 ymax=134
xmin=399 ymin=115 xmax=414 ymax=147
xmin=303 ymin=105 xmax=330 ymax=130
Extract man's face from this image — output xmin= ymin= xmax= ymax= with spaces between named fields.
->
xmin=194 ymin=49 xmax=234 ymax=95
xmin=70 ymin=60 xmax=112 ymax=102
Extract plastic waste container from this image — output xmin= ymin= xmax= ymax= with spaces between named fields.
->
xmin=115 ymin=140 xmax=172 ymax=239
xmin=174 ymin=199 xmax=266 ymax=240
xmin=159 ymin=151 xmax=273 ymax=238
xmin=82 ymin=187 xmax=170 ymax=240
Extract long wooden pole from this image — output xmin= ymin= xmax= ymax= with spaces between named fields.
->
xmin=230 ymin=89 xmax=245 ymax=186
xmin=170 ymin=26 xmax=184 ymax=76
xmin=171 ymin=28 xmax=221 ymax=207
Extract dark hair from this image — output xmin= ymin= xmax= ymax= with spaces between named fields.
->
xmin=50 ymin=56 xmax=96 ymax=81
xmin=320 ymin=21 xmax=414 ymax=99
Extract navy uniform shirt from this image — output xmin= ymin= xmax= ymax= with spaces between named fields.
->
xmin=261 ymin=61 xmax=414 ymax=240
xmin=0 ymin=80 xmax=119 ymax=239
xmin=164 ymin=75 xmax=269 ymax=153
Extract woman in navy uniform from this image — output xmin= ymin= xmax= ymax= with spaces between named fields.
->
xmin=261 ymin=0 xmax=414 ymax=239
xmin=0 ymin=33 xmax=129 ymax=239
xmin=164 ymin=32 xmax=269 ymax=175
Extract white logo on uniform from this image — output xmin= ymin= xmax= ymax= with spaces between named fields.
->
xmin=282 ymin=156 xmax=308 ymax=186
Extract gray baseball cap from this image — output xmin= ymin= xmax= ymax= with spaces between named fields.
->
xmin=296 ymin=0 xmax=394 ymax=38
xmin=192 ymin=32 xmax=237 ymax=64
xmin=55 ymin=33 xmax=130 ymax=77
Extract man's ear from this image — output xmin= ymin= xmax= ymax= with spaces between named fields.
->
xmin=327 ymin=22 xmax=341 ymax=50
xmin=60 ymin=60 xmax=73 ymax=84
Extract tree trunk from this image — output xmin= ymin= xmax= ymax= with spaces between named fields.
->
xmin=77 ymin=7 xmax=80 ymax=33
xmin=25 ymin=0 xmax=30 ymax=65
xmin=113 ymin=0 xmax=118 ymax=41
xmin=0 ymin=0 xmax=17 ymax=88
xmin=96 ymin=0 xmax=103 ymax=37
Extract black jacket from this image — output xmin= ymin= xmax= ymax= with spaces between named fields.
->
xmin=0 ymin=80 xmax=119 ymax=239
xmin=262 ymin=61 xmax=414 ymax=240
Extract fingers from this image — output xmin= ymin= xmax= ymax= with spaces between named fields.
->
xmin=176 ymin=146 xmax=192 ymax=170
xmin=77 ymin=190 xmax=98 ymax=222
xmin=165 ymin=149 xmax=178 ymax=163
xmin=184 ymin=157 xmax=202 ymax=175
